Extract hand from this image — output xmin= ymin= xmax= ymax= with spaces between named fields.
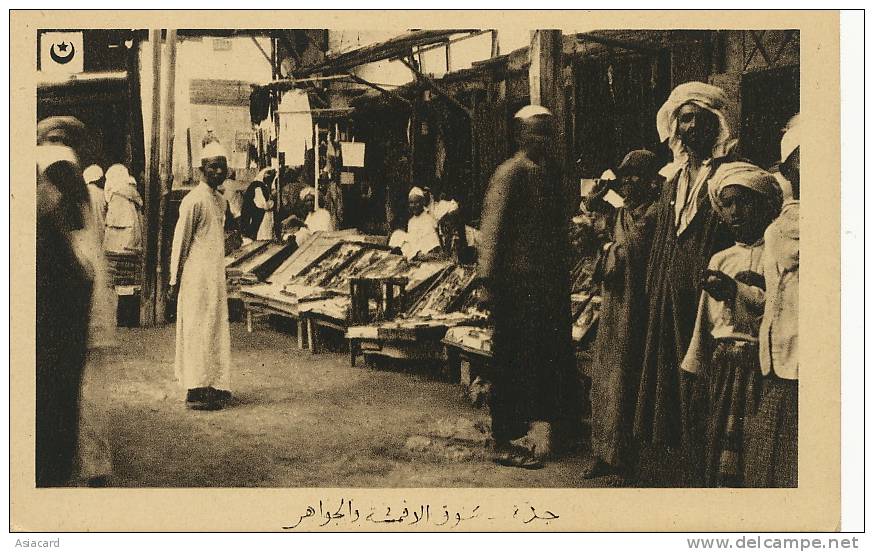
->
xmin=166 ymin=284 xmax=179 ymax=304
xmin=700 ymin=269 xmax=737 ymax=302
xmin=734 ymin=270 xmax=766 ymax=291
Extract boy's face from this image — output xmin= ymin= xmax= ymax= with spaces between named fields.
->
xmin=718 ymin=185 xmax=771 ymax=243
xmin=409 ymin=196 xmax=425 ymax=217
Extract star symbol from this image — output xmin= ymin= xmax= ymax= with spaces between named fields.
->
xmin=57 ymin=42 xmax=68 ymax=52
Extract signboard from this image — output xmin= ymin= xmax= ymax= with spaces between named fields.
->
xmin=40 ymin=31 xmax=84 ymax=75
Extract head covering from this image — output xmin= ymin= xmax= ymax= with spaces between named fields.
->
xmin=105 ymin=164 xmax=129 ymax=186
xmin=408 ymin=186 xmax=426 ymax=200
xmin=656 ymin=82 xmax=736 ymax=162
xmin=299 ymin=186 xmax=315 ymax=200
xmin=37 ymin=144 xmax=78 ymax=174
xmin=708 ymin=161 xmax=783 ymax=220
xmin=780 ymin=114 xmax=800 ymax=163
xmin=514 ymin=105 xmax=553 ymax=119
xmin=83 ymin=164 xmax=103 ymax=184
xmin=37 ymin=116 xmax=85 ymax=146
xmin=615 ymin=149 xmax=659 ymax=179
xmin=200 ymin=141 xmax=228 ymax=161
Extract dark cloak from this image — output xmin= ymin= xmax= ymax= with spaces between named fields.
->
xmin=633 ymin=162 xmax=734 ymax=451
xmin=478 ymin=151 xmax=581 ymax=444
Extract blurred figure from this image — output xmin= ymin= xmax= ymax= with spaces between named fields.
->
xmin=478 ymin=105 xmax=580 ymax=468
xmin=282 ymin=186 xmax=334 ymax=244
xmin=103 ymin=165 xmax=144 ymax=252
xmin=36 ymin=116 xmax=92 ymax=486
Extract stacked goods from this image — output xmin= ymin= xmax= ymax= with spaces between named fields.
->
xmin=322 ymin=248 xmax=393 ymax=292
xmin=286 ymin=242 xmax=365 ymax=288
xmin=105 ymin=249 xmax=142 ymax=287
xmin=406 ymin=265 xmax=478 ymax=318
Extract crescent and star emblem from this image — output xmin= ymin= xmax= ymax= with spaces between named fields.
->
xmin=49 ymin=41 xmax=75 ymax=65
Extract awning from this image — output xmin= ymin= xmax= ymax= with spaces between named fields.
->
xmin=292 ymin=29 xmax=480 ymax=78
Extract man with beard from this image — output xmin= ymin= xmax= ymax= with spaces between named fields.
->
xmin=633 ymin=82 xmax=736 ymax=486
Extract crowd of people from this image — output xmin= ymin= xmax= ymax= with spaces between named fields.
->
xmin=477 ymin=82 xmax=799 ymax=488
xmin=34 ymin=78 xmax=799 ymax=489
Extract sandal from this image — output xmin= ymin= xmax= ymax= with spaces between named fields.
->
xmin=493 ymin=450 xmax=543 ymax=470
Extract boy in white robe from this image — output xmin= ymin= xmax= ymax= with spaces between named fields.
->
xmin=168 ymin=142 xmax=234 ymax=410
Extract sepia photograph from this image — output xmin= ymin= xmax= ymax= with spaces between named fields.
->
xmin=10 ymin=9 xmax=849 ymax=534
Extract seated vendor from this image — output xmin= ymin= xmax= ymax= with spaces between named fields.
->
xmin=281 ymin=186 xmax=335 ymax=244
xmin=389 ymin=186 xmax=442 ymax=260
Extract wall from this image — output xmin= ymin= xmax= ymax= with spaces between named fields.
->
xmin=139 ymin=34 xmax=273 ymax=186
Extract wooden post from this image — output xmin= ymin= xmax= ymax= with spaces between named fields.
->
xmin=155 ymin=29 xmax=177 ymax=324
xmin=529 ymin=30 xmax=574 ymax=213
xmin=313 ymin=122 xmax=320 ymax=206
xmin=140 ymin=30 xmax=162 ymax=326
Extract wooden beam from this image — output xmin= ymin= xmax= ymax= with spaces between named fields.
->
xmin=398 ymin=57 xmax=471 ymax=118
xmin=155 ymin=29 xmax=177 ymax=324
xmin=346 ymin=73 xmax=411 ymax=107
xmin=140 ymin=30 xmax=162 ymax=326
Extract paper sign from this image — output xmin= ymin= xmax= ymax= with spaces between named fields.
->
xmin=604 ymin=189 xmax=626 ymax=208
xmin=340 ymin=142 xmax=366 ymax=167
xmin=580 ymin=178 xmax=598 ymax=197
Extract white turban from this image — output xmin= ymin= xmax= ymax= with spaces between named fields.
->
xmin=200 ymin=141 xmax=228 ymax=161
xmin=656 ymin=81 xmax=736 ymax=162
xmin=514 ymin=105 xmax=553 ymax=119
xmin=299 ymin=186 xmax=315 ymax=200
xmin=105 ymin=164 xmax=129 ymax=186
xmin=708 ymin=161 xmax=783 ymax=220
xmin=408 ymin=186 xmax=426 ymax=200
xmin=780 ymin=114 xmax=800 ymax=163
xmin=83 ymin=164 xmax=103 ymax=184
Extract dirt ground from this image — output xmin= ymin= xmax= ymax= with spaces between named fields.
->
xmin=88 ymin=321 xmax=624 ymax=488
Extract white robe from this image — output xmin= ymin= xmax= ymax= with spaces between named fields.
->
xmin=293 ymin=207 xmax=335 ymax=243
xmin=104 ymin=187 xmax=144 ymax=252
xmin=253 ymin=187 xmax=275 ymax=241
xmin=401 ymin=212 xmax=441 ymax=259
xmin=169 ymin=182 xmax=232 ymax=391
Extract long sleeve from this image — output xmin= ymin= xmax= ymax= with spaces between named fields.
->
xmin=169 ymin=197 xmax=199 ymax=286
xmin=477 ymin=163 xmax=514 ymax=282
xmin=681 ymin=291 xmax=713 ymax=375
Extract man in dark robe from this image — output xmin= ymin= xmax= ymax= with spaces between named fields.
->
xmin=585 ymin=150 xmax=662 ymax=479
xmin=633 ymin=82 xmax=736 ymax=486
xmin=478 ymin=105 xmax=580 ymax=468
xmin=36 ymin=117 xmax=93 ymax=486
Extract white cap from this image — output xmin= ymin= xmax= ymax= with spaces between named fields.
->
xmin=300 ymin=186 xmax=315 ymax=200
xmin=514 ymin=105 xmax=553 ymax=119
xmin=83 ymin=164 xmax=103 ymax=184
xmin=408 ymin=186 xmax=426 ymax=200
xmin=780 ymin=114 xmax=800 ymax=163
xmin=200 ymin=141 xmax=228 ymax=161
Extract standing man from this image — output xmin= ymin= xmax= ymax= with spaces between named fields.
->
xmin=168 ymin=141 xmax=233 ymax=411
xmin=83 ymin=164 xmax=107 ymax=245
xmin=633 ymin=82 xmax=736 ymax=485
xmin=478 ymin=105 xmax=580 ymax=468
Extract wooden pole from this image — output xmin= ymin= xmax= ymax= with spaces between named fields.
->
xmin=529 ymin=30 xmax=573 ymax=214
xmin=155 ymin=29 xmax=177 ymax=324
xmin=140 ymin=29 xmax=163 ymax=326
xmin=313 ymin=122 xmax=320 ymax=207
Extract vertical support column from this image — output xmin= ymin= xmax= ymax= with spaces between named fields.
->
xmin=140 ymin=30 xmax=163 ymax=326
xmin=155 ymin=29 xmax=177 ymax=324
xmin=529 ymin=30 xmax=574 ymax=214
